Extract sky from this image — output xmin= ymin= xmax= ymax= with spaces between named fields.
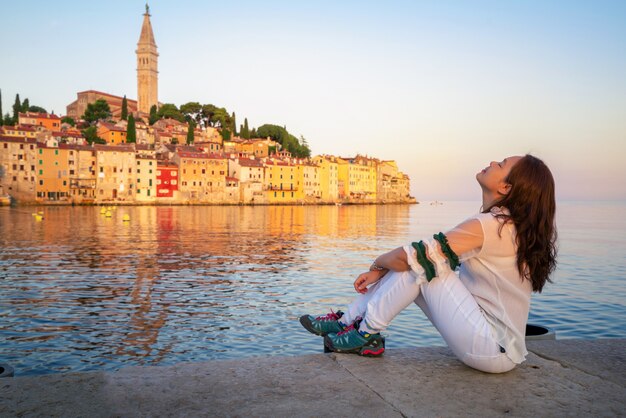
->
xmin=1 ymin=0 xmax=625 ymax=201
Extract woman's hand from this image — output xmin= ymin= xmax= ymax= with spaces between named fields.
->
xmin=354 ymin=270 xmax=387 ymax=294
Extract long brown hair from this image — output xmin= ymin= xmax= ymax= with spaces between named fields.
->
xmin=485 ymin=155 xmax=557 ymax=292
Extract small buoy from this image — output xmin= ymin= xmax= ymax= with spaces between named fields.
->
xmin=105 ymin=210 xmax=112 ymax=217
xmin=35 ymin=214 xmax=43 ymax=221
xmin=122 ymin=214 xmax=130 ymax=222
xmin=100 ymin=207 xmax=107 ymax=214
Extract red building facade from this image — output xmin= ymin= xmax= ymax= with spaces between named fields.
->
xmin=156 ymin=162 xmax=178 ymax=198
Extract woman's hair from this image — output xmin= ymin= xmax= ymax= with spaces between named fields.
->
xmin=485 ymin=154 xmax=557 ymax=292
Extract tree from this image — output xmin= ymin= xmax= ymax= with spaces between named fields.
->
xmin=186 ymin=120 xmax=195 ymax=144
xmin=61 ymin=116 xmax=76 ymax=126
xmin=180 ymin=101 xmax=202 ymax=124
xmin=82 ymin=99 xmax=112 ymax=124
xmin=82 ymin=126 xmax=106 ymax=144
xmin=28 ymin=105 xmax=47 ymax=114
xmin=241 ymin=118 xmax=250 ymax=139
xmin=231 ymin=112 xmax=237 ymax=136
xmin=126 ymin=114 xmax=136 ymax=143
xmin=156 ymin=103 xmax=185 ymax=122
xmin=220 ymin=129 xmax=231 ymax=142
xmin=149 ymin=105 xmax=158 ymax=125
xmin=12 ymin=94 xmax=21 ymax=125
xmin=21 ymin=98 xmax=30 ymax=112
xmin=256 ymin=124 xmax=311 ymax=158
xmin=3 ymin=113 xmax=12 ymax=126
xmin=121 ymin=95 xmax=128 ymax=121
xmin=0 ymin=89 xmax=3 ymax=126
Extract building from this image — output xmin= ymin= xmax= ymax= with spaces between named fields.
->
xmin=264 ymin=159 xmax=299 ymax=203
xmin=228 ymin=157 xmax=265 ymax=204
xmin=94 ymin=144 xmax=137 ymax=202
xmin=97 ymin=122 xmax=128 ymax=145
xmin=136 ymin=4 xmax=158 ymax=114
xmin=297 ymin=161 xmax=320 ymax=201
xmin=156 ymin=161 xmax=178 ymax=199
xmin=36 ymin=142 xmax=70 ymax=201
xmin=312 ymin=155 xmax=339 ymax=202
xmin=18 ymin=112 xmax=62 ymax=131
xmin=337 ymin=155 xmax=377 ymax=201
xmin=135 ymin=154 xmax=157 ymax=202
xmin=0 ymin=136 xmax=38 ymax=201
xmin=66 ymin=90 xmax=138 ymax=121
xmin=67 ymin=144 xmax=97 ymax=203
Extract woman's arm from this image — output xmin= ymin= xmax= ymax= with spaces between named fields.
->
xmin=354 ymin=218 xmax=485 ymax=292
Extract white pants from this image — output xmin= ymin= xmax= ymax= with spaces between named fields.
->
xmin=342 ymin=270 xmax=516 ymax=374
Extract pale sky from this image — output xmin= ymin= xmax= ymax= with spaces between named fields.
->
xmin=1 ymin=1 xmax=625 ymax=200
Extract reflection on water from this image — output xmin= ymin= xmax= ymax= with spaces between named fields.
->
xmin=1 ymin=202 xmax=625 ymax=376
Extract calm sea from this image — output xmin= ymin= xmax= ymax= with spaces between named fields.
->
xmin=1 ymin=202 xmax=625 ymax=376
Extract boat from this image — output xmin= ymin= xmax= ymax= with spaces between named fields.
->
xmin=429 ymin=200 xmax=443 ymax=206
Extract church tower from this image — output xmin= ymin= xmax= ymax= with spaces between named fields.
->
xmin=136 ymin=4 xmax=158 ymax=114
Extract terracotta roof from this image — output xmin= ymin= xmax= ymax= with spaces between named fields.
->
xmin=157 ymin=161 xmax=178 ymax=168
xmin=19 ymin=112 xmax=61 ymax=120
xmin=0 ymin=135 xmax=38 ymax=144
xmin=225 ymin=176 xmax=239 ymax=182
xmin=76 ymin=90 xmax=138 ymax=103
xmin=93 ymin=144 xmax=135 ymax=152
xmin=178 ymin=151 xmax=210 ymax=159
xmin=237 ymin=158 xmax=264 ymax=168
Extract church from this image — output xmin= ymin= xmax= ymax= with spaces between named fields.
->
xmin=66 ymin=4 xmax=159 ymax=120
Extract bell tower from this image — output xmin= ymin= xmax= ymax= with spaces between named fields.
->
xmin=136 ymin=3 xmax=158 ymax=114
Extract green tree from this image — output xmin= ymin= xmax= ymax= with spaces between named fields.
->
xmin=231 ymin=111 xmax=237 ymax=136
xmin=186 ymin=119 xmax=195 ymax=144
xmin=82 ymin=126 xmax=106 ymax=144
xmin=82 ymin=99 xmax=112 ymax=124
xmin=149 ymin=105 xmax=158 ymax=125
xmin=0 ymin=89 xmax=3 ymax=126
xmin=21 ymin=98 xmax=30 ymax=112
xmin=220 ymin=129 xmax=232 ymax=142
xmin=250 ymin=128 xmax=257 ymax=138
xmin=29 ymin=105 xmax=47 ymax=113
xmin=12 ymin=94 xmax=21 ymax=124
xmin=256 ymin=124 xmax=310 ymax=158
xmin=61 ymin=116 xmax=75 ymax=126
xmin=121 ymin=95 xmax=128 ymax=121
xmin=180 ymin=101 xmax=202 ymax=123
xmin=156 ymin=103 xmax=185 ymax=122
xmin=241 ymin=118 xmax=250 ymax=139
xmin=126 ymin=114 xmax=136 ymax=143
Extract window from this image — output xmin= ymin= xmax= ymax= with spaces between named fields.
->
xmin=39 ymin=169 xmax=43 ymax=175
xmin=70 ymin=170 xmax=75 ymax=175
xmin=157 ymin=170 xmax=161 ymax=175
xmin=39 ymin=180 xmax=43 ymax=185
xmin=171 ymin=179 xmax=177 ymax=185
xmin=172 ymin=171 xmax=177 ymax=177
xmin=137 ymin=169 xmax=141 ymax=174
xmin=55 ymin=150 xmax=58 ymax=155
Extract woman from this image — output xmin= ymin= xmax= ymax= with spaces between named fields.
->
xmin=300 ymin=155 xmax=557 ymax=373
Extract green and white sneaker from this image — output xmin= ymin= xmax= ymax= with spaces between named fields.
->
xmin=324 ymin=320 xmax=385 ymax=357
xmin=299 ymin=310 xmax=347 ymax=336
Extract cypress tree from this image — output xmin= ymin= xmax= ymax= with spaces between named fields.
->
xmin=12 ymin=94 xmax=21 ymax=125
xmin=0 ymin=89 xmax=3 ymax=126
xmin=126 ymin=114 xmax=136 ymax=143
xmin=149 ymin=104 xmax=158 ymax=125
xmin=242 ymin=118 xmax=250 ymax=139
xmin=22 ymin=98 xmax=30 ymax=112
xmin=187 ymin=120 xmax=195 ymax=144
xmin=121 ymin=95 xmax=128 ymax=121
xmin=231 ymin=112 xmax=237 ymax=136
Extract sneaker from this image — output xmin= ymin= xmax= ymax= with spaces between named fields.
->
xmin=324 ymin=320 xmax=385 ymax=357
xmin=299 ymin=310 xmax=346 ymax=336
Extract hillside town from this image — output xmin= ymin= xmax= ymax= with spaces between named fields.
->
xmin=0 ymin=5 xmax=413 ymax=206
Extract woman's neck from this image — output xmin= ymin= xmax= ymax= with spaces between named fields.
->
xmin=482 ymin=191 xmax=499 ymax=211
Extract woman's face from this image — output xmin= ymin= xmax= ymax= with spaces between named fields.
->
xmin=476 ymin=156 xmax=522 ymax=196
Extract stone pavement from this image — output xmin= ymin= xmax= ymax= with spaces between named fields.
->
xmin=1 ymin=339 xmax=624 ymax=417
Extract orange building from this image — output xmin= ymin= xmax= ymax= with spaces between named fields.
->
xmin=97 ymin=122 xmax=128 ymax=145
xmin=18 ymin=112 xmax=62 ymax=131
xmin=36 ymin=143 xmax=70 ymax=201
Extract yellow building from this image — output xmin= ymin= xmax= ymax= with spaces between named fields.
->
xmin=264 ymin=159 xmax=300 ymax=203
xmin=296 ymin=161 xmax=320 ymax=202
xmin=377 ymin=160 xmax=412 ymax=202
xmin=136 ymin=154 xmax=157 ymax=202
xmin=312 ymin=155 xmax=339 ymax=202
xmin=94 ymin=144 xmax=137 ymax=202
xmin=0 ymin=136 xmax=38 ymax=202
xmin=172 ymin=151 xmax=230 ymax=202
xmin=0 ymin=125 xmax=38 ymax=139
xmin=337 ymin=155 xmax=377 ymax=201
xmin=36 ymin=143 xmax=70 ymax=201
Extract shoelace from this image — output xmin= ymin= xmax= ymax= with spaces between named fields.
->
xmin=336 ymin=323 xmax=356 ymax=336
xmin=315 ymin=310 xmax=340 ymax=321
